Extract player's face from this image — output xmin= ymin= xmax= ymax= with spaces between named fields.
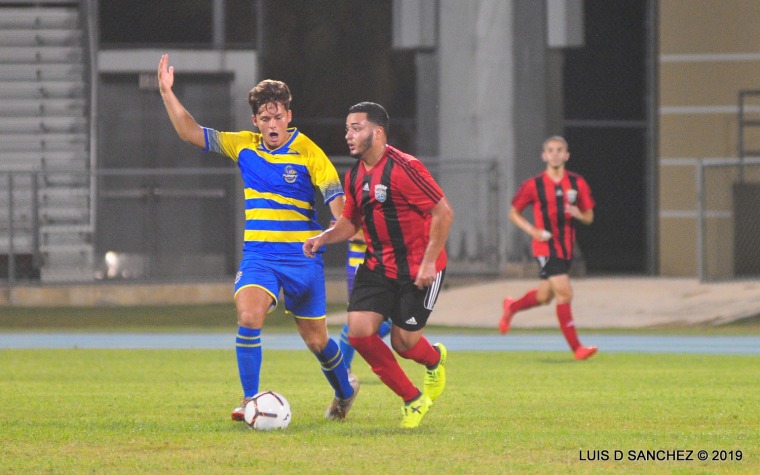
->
xmin=345 ymin=113 xmax=375 ymax=159
xmin=252 ymin=102 xmax=292 ymax=150
xmin=541 ymin=139 xmax=570 ymax=170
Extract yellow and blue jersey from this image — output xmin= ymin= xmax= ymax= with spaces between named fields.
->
xmin=204 ymin=127 xmax=343 ymax=255
xmin=346 ymin=240 xmax=367 ymax=297
xmin=347 ymin=241 xmax=367 ymax=269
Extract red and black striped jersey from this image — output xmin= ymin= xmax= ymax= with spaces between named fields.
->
xmin=512 ymin=170 xmax=594 ymax=260
xmin=342 ymin=145 xmax=447 ymax=280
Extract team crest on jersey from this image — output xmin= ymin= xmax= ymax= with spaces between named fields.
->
xmin=282 ymin=166 xmax=298 ymax=184
xmin=374 ymin=184 xmax=388 ymax=202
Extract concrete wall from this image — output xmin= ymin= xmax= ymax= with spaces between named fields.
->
xmin=0 ymin=280 xmax=348 ymax=307
xmin=658 ymin=1 xmax=760 ymax=276
xmin=437 ymin=1 xmax=560 ymax=266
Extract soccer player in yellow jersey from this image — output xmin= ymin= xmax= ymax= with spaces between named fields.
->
xmin=158 ymin=54 xmax=358 ymax=422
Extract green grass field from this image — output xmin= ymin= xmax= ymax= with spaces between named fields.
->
xmin=1 ymin=306 xmax=758 ymax=473
xmin=0 ymin=350 xmax=757 ymax=473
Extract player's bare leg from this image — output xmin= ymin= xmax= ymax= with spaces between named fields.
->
xmin=294 ymin=317 xmax=330 ymax=353
xmin=231 ymin=287 xmax=272 ymax=421
xmin=535 ymin=278 xmax=556 ymax=305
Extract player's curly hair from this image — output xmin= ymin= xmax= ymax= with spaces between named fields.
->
xmin=248 ymin=79 xmax=292 ymax=115
xmin=348 ymin=102 xmax=389 ymax=133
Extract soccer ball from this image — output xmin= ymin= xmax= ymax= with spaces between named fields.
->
xmin=244 ymin=391 xmax=291 ymax=430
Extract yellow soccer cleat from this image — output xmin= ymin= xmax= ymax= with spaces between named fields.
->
xmin=400 ymin=393 xmax=433 ymax=429
xmin=423 ymin=342 xmax=447 ymax=401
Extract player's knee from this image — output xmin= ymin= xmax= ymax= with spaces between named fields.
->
xmin=237 ymin=310 xmax=262 ymax=328
xmin=555 ymin=291 xmax=573 ymax=304
xmin=389 ymin=335 xmax=416 ymax=354
xmin=302 ymin=334 xmax=328 ymax=353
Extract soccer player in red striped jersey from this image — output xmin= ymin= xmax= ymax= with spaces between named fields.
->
xmin=499 ymin=136 xmax=598 ymax=360
xmin=304 ymin=102 xmax=454 ymax=428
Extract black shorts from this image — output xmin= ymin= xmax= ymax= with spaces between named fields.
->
xmin=347 ymin=264 xmax=446 ymax=331
xmin=536 ymin=256 xmax=572 ymax=279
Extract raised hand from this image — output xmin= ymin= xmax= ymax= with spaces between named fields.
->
xmin=157 ymin=54 xmax=175 ymax=94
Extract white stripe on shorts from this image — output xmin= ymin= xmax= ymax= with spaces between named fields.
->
xmin=423 ymin=270 xmax=444 ymax=310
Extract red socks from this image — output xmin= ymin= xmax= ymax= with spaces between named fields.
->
xmin=396 ymin=335 xmax=440 ymax=368
xmin=512 ymin=289 xmax=540 ymax=313
xmin=512 ymin=290 xmax=583 ymax=353
xmin=349 ymin=334 xmax=419 ymax=402
xmin=556 ymin=302 xmax=581 ymax=351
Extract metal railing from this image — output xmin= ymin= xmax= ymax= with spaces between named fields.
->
xmin=2 ymin=160 xmax=503 ymax=286
xmin=698 ymin=159 xmax=760 ymax=281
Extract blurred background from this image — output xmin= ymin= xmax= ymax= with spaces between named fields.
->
xmin=1 ymin=0 xmax=759 ymax=302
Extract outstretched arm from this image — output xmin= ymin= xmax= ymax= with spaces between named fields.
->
xmin=303 ymin=216 xmax=359 ymax=258
xmin=157 ymin=54 xmax=206 ymax=149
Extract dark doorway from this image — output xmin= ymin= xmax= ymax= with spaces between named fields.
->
xmin=255 ymin=0 xmax=416 ymax=157
xmin=562 ymin=1 xmax=649 ymax=274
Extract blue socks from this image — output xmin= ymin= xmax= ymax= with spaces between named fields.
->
xmin=237 ymin=328 xmax=356 ymax=400
xmin=338 ymin=325 xmax=354 ymax=370
xmin=339 ymin=320 xmax=392 ymax=370
xmin=235 ymin=326 xmax=262 ymax=398
xmin=315 ymin=338 xmax=354 ymax=399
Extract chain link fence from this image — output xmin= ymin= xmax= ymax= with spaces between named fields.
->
xmin=699 ymin=159 xmax=760 ymax=281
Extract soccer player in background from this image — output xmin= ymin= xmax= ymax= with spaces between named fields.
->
xmin=157 ymin=54 xmax=359 ymax=421
xmin=304 ymin=102 xmax=454 ymax=428
xmin=499 ymin=135 xmax=598 ymax=360
xmin=338 ymin=230 xmax=392 ymax=375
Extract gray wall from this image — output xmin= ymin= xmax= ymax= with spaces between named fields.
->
xmin=438 ymin=1 xmax=561 ymax=265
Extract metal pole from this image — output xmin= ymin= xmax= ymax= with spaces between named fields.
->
xmin=645 ymin=0 xmax=659 ymax=276
xmin=696 ymin=159 xmax=704 ymax=281
xmin=738 ymin=91 xmax=745 ymax=183
xmin=256 ymin=0 xmax=267 ymax=79
xmin=488 ymin=160 xmax=500 ymax=272
xmin=31 ymin=171 xmax=40 ymax=274
xmin=212 ymin=0 xmax=225 ymax=50
xmin=7 ymin=173 xmax=15 ymax=283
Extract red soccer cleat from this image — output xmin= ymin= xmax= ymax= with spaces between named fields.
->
xmin=231 ymin=397 xmax=253 ymax=421
xmin=499 ymin=298 xmax=515 ymax=334
xmin=574 ymin=345 xmax=598 ymax=361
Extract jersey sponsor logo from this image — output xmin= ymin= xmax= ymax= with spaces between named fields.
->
xmin=405 ymin=316 xmax=418 ymax=325
xmin=282 ymin=165 xmax=298 ymax=184
xmin=374 ymin=184 xmax=388 ymax=203
xmin=362 ymin=183 xmax=370 ymax=191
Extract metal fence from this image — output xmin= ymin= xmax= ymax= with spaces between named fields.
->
xmin=699 ymin=159 xmax=760 ymax=281
xmin=1 ymin=159 xmax=502 ymax=286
